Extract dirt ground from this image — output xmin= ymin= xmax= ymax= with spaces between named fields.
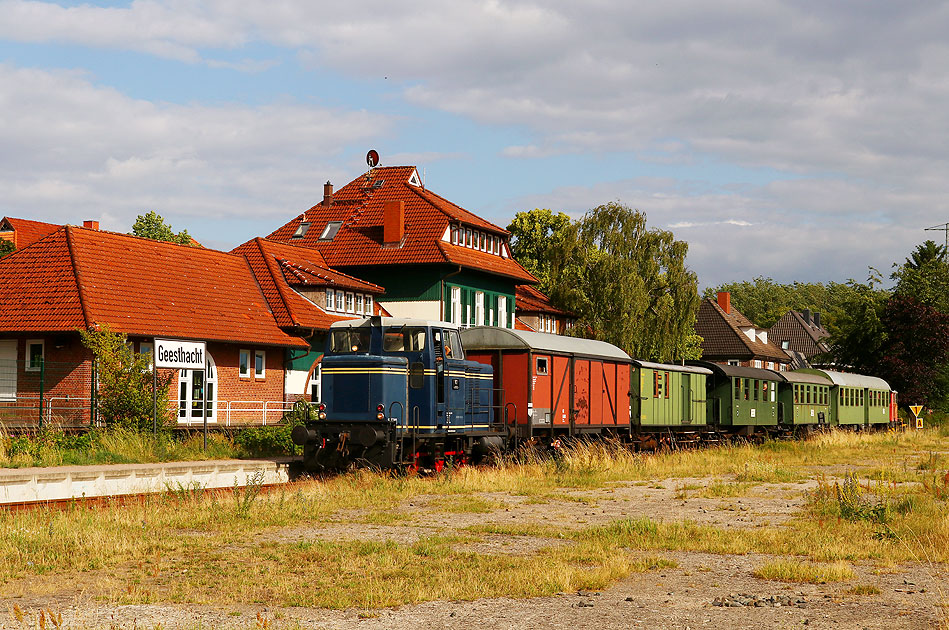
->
xmin=2 ymin=476 xmax=947 ymax=629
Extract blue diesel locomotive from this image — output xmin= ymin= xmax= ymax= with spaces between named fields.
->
xmin=291 ymin=317 xmax=502 ymax=471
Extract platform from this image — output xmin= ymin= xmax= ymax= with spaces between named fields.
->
xmin=0 ymin=458 xmax=292 ymax=506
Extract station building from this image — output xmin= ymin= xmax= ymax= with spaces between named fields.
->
xmin=0 ymin=224 xmax=376 ymax=427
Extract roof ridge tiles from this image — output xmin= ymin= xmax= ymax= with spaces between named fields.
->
xmin=63 ymin=226 xmax=93 ymax=329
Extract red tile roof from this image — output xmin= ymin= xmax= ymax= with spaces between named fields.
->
xmin=0 ymin=226 xmax=306 ymax=347
xmin=231 ymin=238 xmax=383 ymax=330
xmin=515 ymin=285 xmax=571 ymax=316
xmin=695 ymin=298 xmax=790 ymax=363
xmin=266 ymin=166 xmax=537 ymax=284
xmin=514 ymin=317 xmax=534 ymax=331
xmin=0 ymin=217 xmax=62 ymax=248
xmin=0 ymin=228 xmax=84 ymax=332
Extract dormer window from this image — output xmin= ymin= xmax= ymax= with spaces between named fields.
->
xmin=451 ymin=224 xmax=507 ymax=257
xmin=292 ymin=222 xmax=311 ymax=239
xmin=319 ymin=221 xmax=343 ymax=241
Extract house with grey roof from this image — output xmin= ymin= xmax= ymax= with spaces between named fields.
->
xmin=769 ymin=309 xmax=831 ymax=369
xmin=695 ymin=293 xmax=792 ymax=370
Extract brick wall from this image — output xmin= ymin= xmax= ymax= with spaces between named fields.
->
xmin=208 ymin=342 xmax=287 ymax=425
xmin=2 ymin=334 xmax=94 ymax=427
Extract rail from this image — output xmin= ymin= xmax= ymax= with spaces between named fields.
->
xmin=222 ymin=400 xmax=297 ymax=426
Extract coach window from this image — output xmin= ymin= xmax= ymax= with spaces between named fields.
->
xmin=734 ymin=378 xmax=741 ymax=400
xmin=26 ymin=340 xmax=44 ymax=372
xmin=536 ymin=357 xmax=548 ymax=375
xmin=655 ymin=372 xmax=662 ymax=398
xmin=743 ymin=379 xmax=750 ymax=401
xmin=753 ymin=379 xmax=759 ymax=401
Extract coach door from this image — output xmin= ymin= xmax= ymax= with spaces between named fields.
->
xmin=681 ymin=373 xmax=692 ymax=425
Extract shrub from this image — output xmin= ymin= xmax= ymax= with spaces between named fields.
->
xmin=80 ymin=326 xmax=173 ymax=431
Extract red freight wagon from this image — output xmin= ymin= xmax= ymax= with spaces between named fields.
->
xmin=460 ymin=327 xmax=632 ymax=440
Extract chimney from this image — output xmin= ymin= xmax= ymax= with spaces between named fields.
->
xmin=322 ymin=181 xmax=333 ymax=206
xmin=383 ymin=200 xmax=405 ymax=246
xmin=717 ymin=291 xmax=731 ymax=314
xmin=802 ymin=308 xmax=812 ymax=325
xmin=83 ymin=220 xmax=99 ymax=230
xmin=814 ymin=312 xmax=822 ymax=328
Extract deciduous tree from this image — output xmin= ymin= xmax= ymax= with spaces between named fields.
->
xmin=507 ymin=208 xmax=572 ymax=293
xmin=549 ymin=202 xmax=699 ymax=362
xmin=131 ymin=211 xmax=195 ymax=246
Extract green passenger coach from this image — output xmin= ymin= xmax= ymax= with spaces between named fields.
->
xmin=693 ymin=362 xmax=781 ymax=430
xmin=796 ymin=369 xmax=893 ymax=427
xmin=775 ymin=370 xmax=832 ymax=426
xmin=631 ymin=361 xmax=712 ymax=428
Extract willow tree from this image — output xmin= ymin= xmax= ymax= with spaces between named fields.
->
xmin=549 ymin=202 xmax=699 ymax=362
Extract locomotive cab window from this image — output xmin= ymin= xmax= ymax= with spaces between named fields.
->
xmin=536 ymin=357 xmax=548 ymax=375
xmin=383 ymin=327 xmax=427 ymax=353
xmin=330 ymin=329 xmax=370 ymax=353
xmin=447 ymin=329 xmax=464 ymax=360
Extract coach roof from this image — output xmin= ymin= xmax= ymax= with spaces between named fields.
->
xmin=461 ymin=326 xmax=631 ymax=361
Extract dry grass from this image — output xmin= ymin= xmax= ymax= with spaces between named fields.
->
xmin=0 ymin=427 xmax=946 ymax=612
xmin=754 ymin=559 xmax=856 ymax=584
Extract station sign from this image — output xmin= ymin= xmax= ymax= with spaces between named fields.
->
xmin=154 ymin=339 xmax=207 ymax=370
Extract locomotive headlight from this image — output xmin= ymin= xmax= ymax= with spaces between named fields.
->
xmin=376 ymin=412 xmax=385 ymax=420
xmin=318 ymin=412 xmax=327 ymax=420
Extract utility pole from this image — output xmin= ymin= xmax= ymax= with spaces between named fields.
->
xmin=925 ymin=222 xmax=949 ymax=250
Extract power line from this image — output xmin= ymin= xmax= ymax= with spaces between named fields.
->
xmin=924 ymin=222 xmax=949 ymax=250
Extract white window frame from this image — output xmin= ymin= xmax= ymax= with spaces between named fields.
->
xmin=239 ymin=349 xmax=251 ymax=378
xmin=0 ymin=339 xmax=15 ymax=401
xmin=366 ymin=295 xmax=373 ymax=315
xmin=727 ymin=359 xmax=740 ymax=366
xmin=26 ymin=339 xmax=44 ymax=372
xmin=475 ymin=291 xmax=485 ymax=326
xmin=498 ymin=296 xmax=508 ymax=328
xmin=326 ymin=289 xmax=335 ymax=311
xmin=335 ymin=291 xmax=345 ymax=311
xmin=345 ymin=292 xmax=355 ymax=313
xmin=356 ymin=294 xmax=364 ymax=315
xmin=178 ymin=352 xmax=218 ymax=423
xmin=466 ymin=229 xmax=472 ymax=247
xmin=451 ymin=286 xmax=462 ymax=323
xmin=754 ymin=360 xmax=762 ymax=368
xmin=254 ymin=350 xmax=266 ymax=379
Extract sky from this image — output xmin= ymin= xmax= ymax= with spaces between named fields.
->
xmin=1 ymin=0 xmax=948 ymax=289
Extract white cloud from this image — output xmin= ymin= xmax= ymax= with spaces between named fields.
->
xmin=4 ymin=0 xmax=949 ymax=285
xmin=0 ymin=63 xmax=390 ymax=234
